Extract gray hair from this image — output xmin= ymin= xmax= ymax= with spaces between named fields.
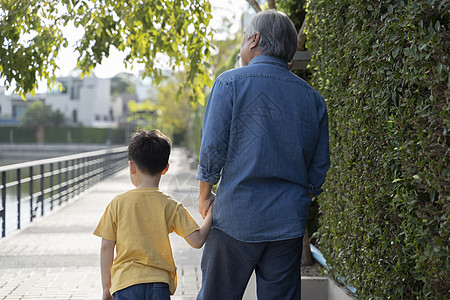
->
xmin=245 ymin=10 xmax=298 ymax=62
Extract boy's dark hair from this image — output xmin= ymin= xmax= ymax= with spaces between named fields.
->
xmin=128 ymin=129 xmax=172 ymax=175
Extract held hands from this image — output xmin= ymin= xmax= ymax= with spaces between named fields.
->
xmin=199 ymin=192 xmax=215 ymax=219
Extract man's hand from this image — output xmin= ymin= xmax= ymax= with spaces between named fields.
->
xmin=199 ymin=181 xmax=215 ymax=219
xmin=200 ymin=192 xmax=215 ymax=219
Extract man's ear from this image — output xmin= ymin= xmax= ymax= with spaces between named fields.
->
xmin=250 ymin=33 xmax=260 ymax=50
xmin=161 ymin=163 xmax=169 ymax=175
xmin=129 ymin=160 xmax=136 ymax=174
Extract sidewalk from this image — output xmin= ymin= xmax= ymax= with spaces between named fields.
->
xmin=0 ymin=147 xmax=203 ymax=300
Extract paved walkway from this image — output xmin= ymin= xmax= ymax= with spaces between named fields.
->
xmin=0 ymin=147 xmax=204 ymax=300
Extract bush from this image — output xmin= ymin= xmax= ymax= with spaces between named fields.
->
xmin=306 ymin=0 xmax=449 ymax=298
xmin=0 ymin=126 xmax=127 ymax=144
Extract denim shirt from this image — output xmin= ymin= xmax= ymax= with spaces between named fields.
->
xmin=197 ymin=55 xmax=330 ymax=242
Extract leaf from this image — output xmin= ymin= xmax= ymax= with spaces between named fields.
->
xmin=392 ymin=47 xmax=401 ymax=58
xmin=388 ymin=5 xmax=394 ymax=14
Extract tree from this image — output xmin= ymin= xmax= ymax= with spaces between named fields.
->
xmin=50 ymin=109 xmax=66 ymax=126
xmin=111 ymin=73 xmax=136 ymax=96
xmin=127 ymin=99 xmax=160 ymax=130
xmin=21 ymin=100 xmax=66 ymax=143
xmin=0 ymin=0 xmax=213 ymax=103
xmin=155 ymin=72 xmax=194 ymax=144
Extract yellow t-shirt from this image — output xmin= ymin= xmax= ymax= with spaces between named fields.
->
xmin=93 ymin=187 xmax=199 ymax=295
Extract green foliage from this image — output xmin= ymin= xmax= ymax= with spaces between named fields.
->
xmin=0 ymin=0 xmax=213 ymax=103
xmin=0 ymin=125 xmax=126 ymax=144
xmin=211 ymin=37 xmax=241 ymax=77
xmin=0 ymin=0 xmax=66 ymax=99
xmin=277 ymin=0 xmax=311 ymax=81
xmin=20 ymin=100 xmax=64 ymax=127
xmin=0 ymin=126 xmax=35 ymax=142
xmin=111 ymin=73 xmax=136 ymax=96
xmin=154 ymin=72 xmax=194 ymax=145
xmin=277 ymin=0 xmax=307 ymax=33
xmin=127 ymin=100 xmax=160 ymax=130
xmin=306 ymin=0 xmax=449 ymax=298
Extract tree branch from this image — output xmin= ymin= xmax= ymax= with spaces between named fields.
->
xmin=268 ymin=0 xmax=277 ymax=9
xmin=246 ymin=0 xmax=262 ymax=13
xmin=297 ymin=18 xmax=307 ymax=50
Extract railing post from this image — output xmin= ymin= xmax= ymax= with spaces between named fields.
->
xmin=75 ymin=159 xmax=78 ymax=195
xmin=58 ymin=161 xmax=62 ymax=206
xmin=75 ymin=159 xmax=79 ymax=196
xmin=50 ymin=164 xmax=54 ymax=211
xmin=103 ymin=154 xmax=108 ymax=180
xmin=71 ymin=159 xmax=75 ymax=198
xmin=17 ymin=169 xmax=21 ymax=230
xmin=39 ymin=164 xmax=44 ymax=216
xmin=107 ymin=153 xmax=112 ymax=178
xmin=1 ymin=171 xmax=6 ymax=237
xmin=64 ymin=161 xmax=69 ymax=202
xmin=82 ymin=157 xmax=86 ymax=192
xmin=29 ymin=166 xmax=34 ymax=222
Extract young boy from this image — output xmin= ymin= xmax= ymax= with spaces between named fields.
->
xmin=94 ymin=129 xmax=213 ymax=300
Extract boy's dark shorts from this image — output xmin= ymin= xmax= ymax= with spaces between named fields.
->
xmin=113 ymin=282 xmax=170 ymax=300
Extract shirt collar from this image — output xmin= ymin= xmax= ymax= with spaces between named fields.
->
xmin=248 ymin=54 xmax=289 ymax=69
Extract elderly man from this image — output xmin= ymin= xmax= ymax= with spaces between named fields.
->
xmin=196 ymin=10 xmax=330 ymax=300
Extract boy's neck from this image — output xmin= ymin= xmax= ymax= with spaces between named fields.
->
xmin=135 ymin=173 xmax=161 ymax=189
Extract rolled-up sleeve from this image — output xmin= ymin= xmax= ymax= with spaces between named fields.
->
xmin=308 ymin=96 xmax=330 ymax=197
xmin=197 ymin=77 xmax=233 ymax=185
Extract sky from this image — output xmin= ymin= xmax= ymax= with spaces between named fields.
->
xmin=2 ymin=0 xmax=250 ymax=94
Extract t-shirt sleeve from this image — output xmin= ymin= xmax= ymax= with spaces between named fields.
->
xmin=93 ymin=199 xmax=117 ymax=241
xmin=169 ymin=203 xmax=200 ymax=238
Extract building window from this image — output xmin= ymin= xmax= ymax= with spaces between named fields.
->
xmin=72 ymin=110 xmax=78 ymax=123
xmin=70 ymin=81 xmax=81 ymax=100
xmin=95 ymin=115 xmax=100 ymax=121
xmin=48 ymin=81 xmax=67 ymax=94
xmin=12 ymin=105 xmax=26 ymax=119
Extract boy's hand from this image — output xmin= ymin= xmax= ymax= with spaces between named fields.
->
xmin=102 ymin=288 xmax=112 ymax=300
xmin=206 ymin=201 xmax=214 ymax=217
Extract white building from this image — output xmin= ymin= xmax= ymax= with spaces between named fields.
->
xmin=46 ymin=73 xmax=115 ymax=127
xmin=0 ymin=74 xmax=125 ymax=128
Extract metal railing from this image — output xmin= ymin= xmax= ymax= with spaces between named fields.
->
xmin=0 ymin=146 xmax=128 ymax=238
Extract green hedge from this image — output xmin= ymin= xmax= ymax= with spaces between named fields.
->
xmin=0 ymin=126 xmax=127 ymax=144
xmin=306 ymin=0 xmax=448 ymax=298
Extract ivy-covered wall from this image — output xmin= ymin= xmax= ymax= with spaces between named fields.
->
xmin=306 ymin=0 xmax=448 ymax=298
